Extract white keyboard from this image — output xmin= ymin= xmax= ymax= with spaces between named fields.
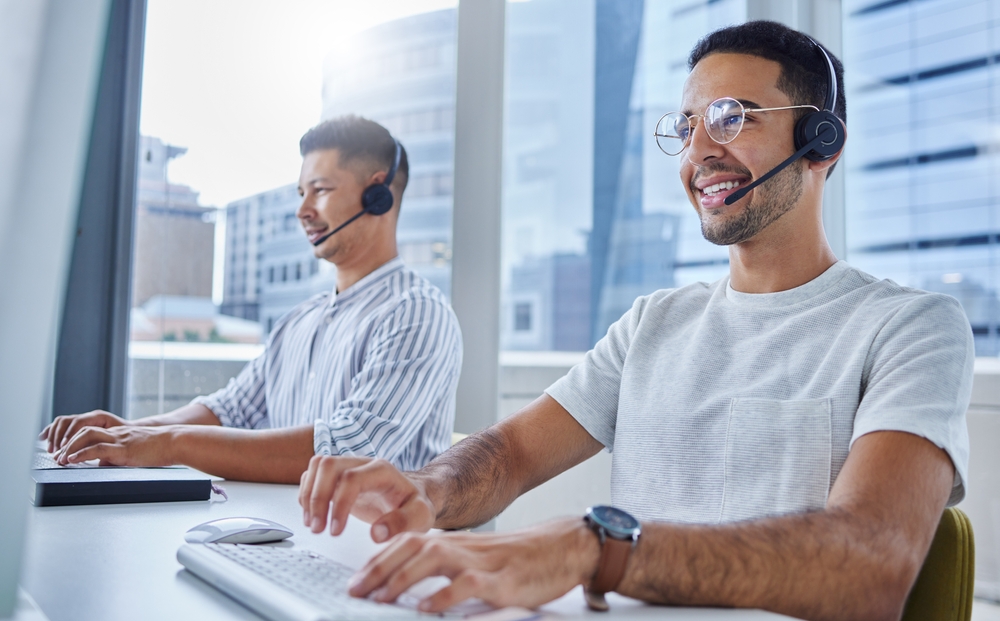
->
xmin=178 ymin=543 xmax=428 ymax=621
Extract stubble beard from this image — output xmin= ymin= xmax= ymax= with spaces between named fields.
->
xmin=699 ymin=159 xmax=804 ymax=246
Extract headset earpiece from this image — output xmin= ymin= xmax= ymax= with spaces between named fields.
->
xmin=792 ymin=39 xmax=845 ymax=162
xmin=361 ymin=184 xmax=394 ymax=215
xmin=360 ymin=138 xmax=402 ymax=216
xmin=794 ymin=110 xmax=845 ymax=162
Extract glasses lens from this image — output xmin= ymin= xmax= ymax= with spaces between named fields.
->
xmin=654 ymin=112 xmax=689 ymax=155
xmin=705 ymin=98 xmax=744 ymax=144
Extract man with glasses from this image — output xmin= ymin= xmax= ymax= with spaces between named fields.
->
xmin=297 ymin=22 xmax=972 ymax=620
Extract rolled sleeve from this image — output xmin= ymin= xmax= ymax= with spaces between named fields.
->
xmin=312 ymin=295 xmax=462 ymax=469
xmin=192 ymin=352 xmax=270 ymax=429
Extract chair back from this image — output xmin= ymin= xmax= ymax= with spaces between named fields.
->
xmin=901 ymin=507 xmax=975 ymax=621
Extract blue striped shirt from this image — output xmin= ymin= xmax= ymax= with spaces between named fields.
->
xmin=193 ymin=257 xmax=463 ymax=471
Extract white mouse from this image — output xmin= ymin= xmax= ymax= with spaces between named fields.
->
xmin=184 ymin=517 xmax=293 ymax=544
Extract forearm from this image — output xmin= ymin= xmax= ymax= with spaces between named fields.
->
xmin=418 ymin=395 xmax=603 ymax=530
xmin=417 ymin=425 xmax=525 ymax=530
xmin=136 ymin=402 xmax=221 ymax=427
xmin=170 ymin=424 xmax=314 ymax=483
xmin=618 ymin=509 xmax=921 ymax=621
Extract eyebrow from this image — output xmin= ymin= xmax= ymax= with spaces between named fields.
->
xmin=680 ymin=98 xmax=765 ymax=116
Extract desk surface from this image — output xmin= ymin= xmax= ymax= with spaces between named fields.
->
xmin=21 ymin=481 xmax=793 ymax=621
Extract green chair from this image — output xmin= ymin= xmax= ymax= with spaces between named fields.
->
xmin=901 ymin=507 xmax=975 ymax=621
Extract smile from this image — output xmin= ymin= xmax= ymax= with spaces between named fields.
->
xmin=305 ymin=227 xmax=329 ymax=244
xmin=702 ymin=180 xmax=741 ymax=197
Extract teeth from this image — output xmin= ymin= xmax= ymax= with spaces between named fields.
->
xmin=703 ymin=180 xmax=741 ymax=196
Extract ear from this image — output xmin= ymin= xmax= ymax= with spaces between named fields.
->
xmin=366 ymin=170 xmax=388 ymax=187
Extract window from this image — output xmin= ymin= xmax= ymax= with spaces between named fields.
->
xmin=514 ymin=303 xmax=532 ymax=331
xmin=126 ymin=0 xmax=458 ymax=417
xmin=499 ymin=0 xmax=739 ymax=354
xmin=842 ymin=0 xmax=1000 ymax=355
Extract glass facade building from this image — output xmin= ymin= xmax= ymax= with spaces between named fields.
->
xmin=843 ymin=0 xmax=1000 ymax=355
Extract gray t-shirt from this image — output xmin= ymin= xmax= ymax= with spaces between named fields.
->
xmin=546 ymin=261 xmax=974 ymax=524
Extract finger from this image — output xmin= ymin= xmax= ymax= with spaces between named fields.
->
xmin=307 ymin=457 xmax=349 ymax=533
xmin=349 ymin=533 xmax=428 ymax=597
xmin=47 ymin=416 xmax=71 ymax=453
xmin=418 ymin=569 xmax=492 ymax=613
xmin=328 ymin=460 xmax=390 ymax=537
xmin=69 ymin=442 xmax=123 ymax=465
xmin=58 ymin=427 xmax=114 ymax=464
xmin=39 ymin=422 xmax=52 ymax=441
xmin=58 ymin=411 xmax=117 ymax=451
xmin=370 ymin=494 xmax=435 ymax=542
xmin=299 ymin=455 xmax=322 ymax=525
xmin=374 ymin=539 xmax=466 ymax=604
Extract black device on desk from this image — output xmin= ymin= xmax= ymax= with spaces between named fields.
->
xmin=31 ymin=448 xmax=212 ymax=507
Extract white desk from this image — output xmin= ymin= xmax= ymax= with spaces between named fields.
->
xmin=20 ymin=481 xmax=793 ymax=621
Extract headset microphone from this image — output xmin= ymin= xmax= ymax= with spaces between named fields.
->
xmin=724 ymin=125 xmax=836 ymax=205
xmin=311 ymin=138 xmax=402 ymax=247
xmin=723 ymin=38 xmax=845 ymax=207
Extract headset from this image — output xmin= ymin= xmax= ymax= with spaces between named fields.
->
xmin=724 ymin=39 xmax=846 ymax=206
xmin=311 ymin=138 xmax=403 ymax=247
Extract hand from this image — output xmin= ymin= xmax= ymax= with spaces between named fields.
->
xmin=54 ymin=424 xmax=177 ymax=466
xmin=348 ymin=517 xmax=601 ymax=612
xmin=299 ymin=455 xmax=436 ymax=543
xmin=39 ymin=410 xmax=131 ymax=454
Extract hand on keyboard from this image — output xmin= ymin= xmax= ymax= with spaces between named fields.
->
xmin=299 ymin=456 xmax=436 ymax=542
xmin=348 ymin=517 xmax=600 ymax=613
xmin=39 ymin=409 xmax=131 ymax=454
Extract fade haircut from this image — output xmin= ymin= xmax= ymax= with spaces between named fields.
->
xmin=299 ymin=115 xmax=409 ymax=197
xmin=688 ymin=21 xmax=846 ymax=175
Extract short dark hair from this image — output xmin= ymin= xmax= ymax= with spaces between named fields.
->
xmin=688 ymin=20 xmax=846 ymax=136
xmin=299 ymin=115 xmax=409 ymax=196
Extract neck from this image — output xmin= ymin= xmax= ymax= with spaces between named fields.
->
xmin=727 ymin=200 xmax=837 ymax=294
xmin=334 ymin=238 xmax=398 ymax=293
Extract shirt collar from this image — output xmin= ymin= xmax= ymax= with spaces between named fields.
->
xmin=724 ymin=261 xmax=851 ymax=307
xmin=329 ymin=256 xmax=404 ymax=307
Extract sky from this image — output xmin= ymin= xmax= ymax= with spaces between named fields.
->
xmin=140 ymin=0 xmax=457 ymax=208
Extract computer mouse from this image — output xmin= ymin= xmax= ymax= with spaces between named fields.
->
xmin=184 ymin=517 xmax=293 ymax=544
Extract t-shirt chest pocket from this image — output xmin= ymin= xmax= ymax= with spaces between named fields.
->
xmin=719 ymin=398 xmax=832 ymax=523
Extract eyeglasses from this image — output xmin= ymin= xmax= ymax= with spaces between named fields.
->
xmin=653 ymin=97 xmax=819 ymax=156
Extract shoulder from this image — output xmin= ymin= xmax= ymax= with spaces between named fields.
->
xmin=833 ymin=267 xmax=973 ymax=366
xmin=841 ymin=265 xmax=968 ymax=330
xmin=265 ymin=292 xmax=329 ymax=341
xmin=377 ymin=266 xmax=461 ymax=331
xmin=629 ymin=279 xmax=721 ymax=322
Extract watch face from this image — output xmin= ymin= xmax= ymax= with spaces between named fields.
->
xmin=587 ymin=505 xmax=640 ymax=539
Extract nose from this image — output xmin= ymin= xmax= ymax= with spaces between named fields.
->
xmin=296 ymin=193 xmax=314 ymax=221
xmin=684 ymin=118 xmax=725 ymax=165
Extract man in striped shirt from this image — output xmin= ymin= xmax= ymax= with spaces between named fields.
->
xmin=40 ymin=116 xmax=463 ymax=482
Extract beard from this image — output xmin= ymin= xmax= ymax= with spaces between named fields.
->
xmin=697 ymin=159 xmax=803 ymax=246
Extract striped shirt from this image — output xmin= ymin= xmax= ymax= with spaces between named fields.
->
xmin=193 ymin=257 xmax=462 ymax=471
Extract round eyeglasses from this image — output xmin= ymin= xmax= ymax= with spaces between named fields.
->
xmin=653 ymin=97 xmax=819 ymax=156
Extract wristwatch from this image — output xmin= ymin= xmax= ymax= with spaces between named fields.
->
xmin=583 ymin=505 xmax=641 ymax=611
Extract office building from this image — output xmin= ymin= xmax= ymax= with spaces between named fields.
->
xmin=257 ymin=184 xmax=328 ymax=333
xmin=322 ymin=8 xmax=457 ymax=299
xmin=499 ymin=0 xmax=739 ymax=350
xmin=221 ymin=183 xmax=326 ymax=333
xmin=220 ymin=190 xmax=263 ymax=322
xmin=131 ymin=135 xmax=216 ymax=308
xmin=843 ymin=0 xmax=1000 ymax=355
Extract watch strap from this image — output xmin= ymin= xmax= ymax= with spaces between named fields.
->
xmin=589 ymin=536 xmax=632 ymax=594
